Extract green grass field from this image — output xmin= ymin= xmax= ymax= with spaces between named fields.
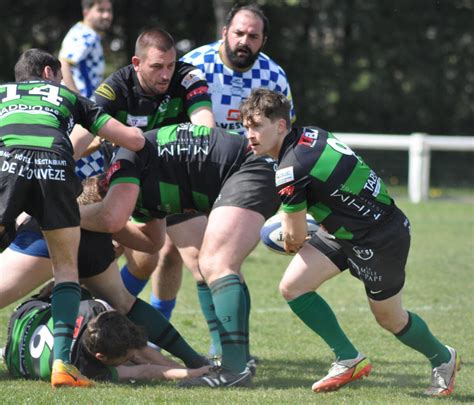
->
xmin=0 ymin=199 xmax=472 ymax=404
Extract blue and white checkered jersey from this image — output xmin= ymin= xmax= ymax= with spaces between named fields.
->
xmin=59 ymin=22 xmax=105 ymax=98
xmin=181 ymin=41 xmax=295 ymax=136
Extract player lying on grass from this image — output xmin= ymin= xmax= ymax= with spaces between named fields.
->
xmin=239 ymin=88 xmax=461 ymax=397
xmin=3 ymin=283 xmax=209 ymax=383
xmin=0 ymin=176 xmax=210 ymax=387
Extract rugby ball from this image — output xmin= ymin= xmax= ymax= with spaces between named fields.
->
xmin=260 ymin=214 xmax=320 ymax=254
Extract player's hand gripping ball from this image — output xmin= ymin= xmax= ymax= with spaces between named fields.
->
xmin=260 ymin=214 xmax=320 ymax=254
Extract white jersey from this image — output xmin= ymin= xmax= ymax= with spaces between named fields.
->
xmin=181 ymin=41 xmax=296 ymax=136
xmin=59 ymin=22 xmax=105 ymax=98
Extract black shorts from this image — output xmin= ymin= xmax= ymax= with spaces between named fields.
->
xmin=78 ymin=230 xmax=116 ymax=278
xmin=308 ymin=206 xmax=411 ymax=300
xmin=166 ymin=212 xmax=206 ymax=227
xmin=12 ymin=217 xmax=115 ymax=278
xmin=0 ymin=149 xmax=82 ymax=230
xmin=213 ymin=154 xmax=280 ymax=220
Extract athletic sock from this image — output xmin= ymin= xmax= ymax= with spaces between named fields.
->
xmin=242 ymin=282 xmax=251 ymax=361
xmin=126 ymin=298 xmax=203 ymax=368
xmin=394 ymin=311 xmax=451 ymax=368
xmin=210 ymin=274 xmax=247 ymax=373
xmin=120 ymin=264 xmax=148 ymax=296
xmin=150 ymin=293 xmax=176 ymax=320
xmin=51 ymin=282 xmax=81 ymax=363
xmin=288 ymin=291 xmax=359 ymax=360
xmin=197 ymin=282 xmax=222 ymax=356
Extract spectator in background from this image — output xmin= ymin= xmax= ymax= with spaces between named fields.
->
xmin=59 ymin=0 xmax=113 ymax=179
xmin=59 ymin=0 xmax=113 ymax=98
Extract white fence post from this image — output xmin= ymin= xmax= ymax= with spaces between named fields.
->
xmin=408 ymin=133 xmax=430 ymax=203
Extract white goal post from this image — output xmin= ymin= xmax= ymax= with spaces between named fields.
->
xmin=334 ymin=132 xmax=474 ymax=203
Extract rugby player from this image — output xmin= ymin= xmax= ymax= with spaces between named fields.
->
xmin=238 ymin=88 xmax=460 ymax=396
xmin=76 ymin=27 xmax=215 ymax=326
xmin=173 ymin=3 xmax=296 ymax=358
xmin=3 ymin=287 xmax=210 ymax=383
xmin=79 ymin=122 xmax=281 ymax=387
xmin=0 ymin=48 xmax=144 ymax=388
xmin=0 ymin=176 xmax=212 ymax=378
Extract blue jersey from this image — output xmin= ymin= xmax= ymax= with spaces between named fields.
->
xmin=181 ymin=41 xmax=296 ymax=136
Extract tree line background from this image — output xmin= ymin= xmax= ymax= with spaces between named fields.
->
xmin=0 ymin=0 xmax=472 ymax=187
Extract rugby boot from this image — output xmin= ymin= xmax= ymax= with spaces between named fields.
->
xmin=312 ymin=353 xmax=372 ymax=392
xmin=51 ymin=359 xmax=94 ymax=388
xmin=425 ymin=345 xmax=461 ymax=396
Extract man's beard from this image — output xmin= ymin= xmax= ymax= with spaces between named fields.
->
xmin=224 ymin=37 xmax=261 ymax=69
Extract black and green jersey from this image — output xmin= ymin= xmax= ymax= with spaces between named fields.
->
xmin=93 ymin=62 xmax=212 ymax=130
xmin=0 ymin=81 xmax=111 ymax=158
xmin=4 ymin=296 xmax=118 ymax=381
xmin=277 ymin=127 xmax=394 ymax=241
xmin=106 ymin=123 xmax=250 ymax=220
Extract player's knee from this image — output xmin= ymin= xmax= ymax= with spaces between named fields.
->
xmin=198 ymin=254 xmax=215 ymax=279
xmin=198 ymin=253 xmax=234 ymax=281
xmin=372 ymin=310 xmax=406 ymax=333
xmin=279 ymin=279 xmax=298 ymax=301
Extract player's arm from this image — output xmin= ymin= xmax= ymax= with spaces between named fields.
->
xmin=115 ymin=363 xmax=210 ymax=381
xmin=280 ymin=209 xmax=308 ymax=254
xmin=132 ymin=345 xmax=185 ymax=368
xmin=59 ymin=59 xmax=81 ymax=94
xmin=80 ymin=182 xmax=139 ymax=234
xmin=112 ymin=219 xmax=165 ymax=254
xmin=96 ymin=118 xmax=145 ymax=152
xmin=189 ymin=106 xmax=215 ymax=128
xmin=71 ymin=124 xmax=97 ymax=160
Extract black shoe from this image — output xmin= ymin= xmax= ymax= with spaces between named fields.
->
xmin=178 ymin=366 xmax=252 ymax=388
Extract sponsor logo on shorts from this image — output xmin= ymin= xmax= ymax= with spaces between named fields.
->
xmin=369 ymin=289 xmax=383 ymax=295
xmin=1 ymin=153 xmax=68 ymax=181
xmin=353 ymin=246 xmax=374 ymax=260
xmin=275 ymin=166 xmax=294 ymax=186
xmin=95 ymin=83 xmax=116 ymax=100
xmin=348 ymin=258 xmax=382 ymax=282
xmin=181 ymin=69 xmax=205 ymax=89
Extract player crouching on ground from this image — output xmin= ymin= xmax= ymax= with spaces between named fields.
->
xmin=2 ymin=284 xmax=210 ymax=384
xmin=239 ymin=88 xmax=460 ymax=396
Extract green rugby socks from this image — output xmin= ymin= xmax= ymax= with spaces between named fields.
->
xmin=210 ymin=274 xmax=247 ymax=372
xmin=197 ymin=282 xmax=222 ymax=356
xmin=395 ymin=311 xmax=450 ymax=367
xmin=242 ymin=282 xmax=251 ymax=361
xmin=288 ymin=291 xmax=359 ymax=360
xmin=127 ymin=298 xmax=203 ymax=368
xmin=51 ymin=282 xmax=81 ymax=363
